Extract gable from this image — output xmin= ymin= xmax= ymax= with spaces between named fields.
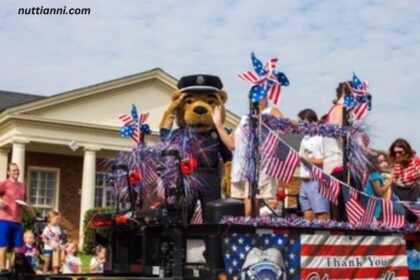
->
xmin=2 ymin=68 xmax=239 ymax=132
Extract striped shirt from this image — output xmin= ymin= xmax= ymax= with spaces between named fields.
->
xmin=392 ymin=157 xmax=420 ymax=187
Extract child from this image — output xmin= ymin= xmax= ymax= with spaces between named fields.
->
xmin=89 ymin=246 xmax=106 ymax=273
xmin=364 ymin=152 xmax=392 ymax=219
xmin=61 ymin=242 xmax=82 ymax=274
xmin=20 ymin=230 xmax=39 ymax=270
xmin=297 ymin=109 xmax=330 ymax=221
xmin=41 ymin=210 xmax=64 ymax=274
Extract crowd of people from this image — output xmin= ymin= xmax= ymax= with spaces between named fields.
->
xmin=0 ymin=163 xmax=106 ymax=274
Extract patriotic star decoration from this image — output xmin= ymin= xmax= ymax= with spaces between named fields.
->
xmin=238 ymin=52 xmax=290 ymax=104
xmin=118 ymin=104 xmax=150 ymax=145
xmin=344 ymin=72 xmax=373 ymax=121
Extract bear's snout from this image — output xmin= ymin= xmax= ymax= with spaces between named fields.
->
xmin=193 ymin=106 xmax=208 ymax=115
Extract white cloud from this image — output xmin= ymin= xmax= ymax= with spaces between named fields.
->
xmin=0 ymin=0 xmax=419 ymax=150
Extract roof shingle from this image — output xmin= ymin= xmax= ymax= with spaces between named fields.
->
xmin=0 ymin=90 xmax=45 ymax=112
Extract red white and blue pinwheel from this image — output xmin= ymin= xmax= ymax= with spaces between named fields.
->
xmin=238 ymin=52 xmax=289 ymax=104
xmin=118 ymin=104 xmax=150 ymax=145
xmin=344 ymin=73 xmax=373 ymax=122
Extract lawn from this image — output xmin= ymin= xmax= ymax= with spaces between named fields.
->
xmin=80 ymin=254 xmax=94 ymax=273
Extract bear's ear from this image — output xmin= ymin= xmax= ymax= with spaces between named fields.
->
xmin=171 ymin=90 xmax=183 ymax=102
xmin=219 ymin=90 xmax=228 ymax=103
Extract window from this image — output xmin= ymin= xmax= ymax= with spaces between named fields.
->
xmin=28 ymin=168 xmax=59 ymax=218
xmin=95 ymin=172 xmax=114 ymax=208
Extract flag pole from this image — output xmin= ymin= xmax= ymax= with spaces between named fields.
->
xmin=249 ymin=94 xmax=260 ymax=218
xmin=342 ymin=92 xmax=351 ymax=185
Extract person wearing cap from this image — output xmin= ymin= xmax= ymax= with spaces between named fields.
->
xmin=159 ymin=74 xmax=232 ymax=221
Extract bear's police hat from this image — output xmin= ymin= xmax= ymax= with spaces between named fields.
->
xmin=177 ymin=74 xmax=223 ymax=93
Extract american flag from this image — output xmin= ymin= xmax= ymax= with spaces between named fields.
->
xmin=190 ymin=200 xmax=203 ymax=224
xmin=382 ymin=200 xmax=406 ymax=228
xmin=301 ymin=234 xmax=409 ymax=279
xmin=238 ymin=52 xmax=289 ymax=105
xmin=360 ymin=195 xmax=378 ymax=224
xmin=350 ymin=73 xmax=371 ymax=121
xmin=310 ymin=165 xmax=340 ymax=205
xmin=343 ymin=187 xmax=380 ymax=225
xmin=401 ymin=201 xmax=420 ymax=219
xmin=342 ymin=186 xmax=367 ymax=224
xmin=141 ymin=162 xmax=159 ymax=186
xmin=261 ymin=132 xmax=299 ymax=183
xmin=223 ymin=233 xmax=300 ymax=280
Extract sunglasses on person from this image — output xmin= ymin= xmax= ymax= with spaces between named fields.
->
xmin=394 ymin=149 xmax=405 ymax=155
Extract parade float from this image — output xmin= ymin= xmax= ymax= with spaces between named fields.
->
xmin=87 ymin=53 xmax=419 ymax=280
xmin=6 ymin=54 xmax=420 ymax=280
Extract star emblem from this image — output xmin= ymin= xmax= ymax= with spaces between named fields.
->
xmin=289 ymin=267 xmax=295 ymax=274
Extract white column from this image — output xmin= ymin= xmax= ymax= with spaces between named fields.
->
xmin=79 ymin=147 xmax=99 ymax=248
xmin=0 ymin=149 xmax=9 ymax=180
xmin=11 ymin=143 xmax=26 ymax=182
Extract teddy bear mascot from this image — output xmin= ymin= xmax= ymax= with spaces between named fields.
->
xmin=159 ymin=74 xmax=232 ymax=222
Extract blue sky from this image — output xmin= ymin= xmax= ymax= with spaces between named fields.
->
xmin=1 ymin=0 xmax=419 ymax=151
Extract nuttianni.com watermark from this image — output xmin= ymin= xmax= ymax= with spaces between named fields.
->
xmin=18 ymin=6 xmax=91 ymax=15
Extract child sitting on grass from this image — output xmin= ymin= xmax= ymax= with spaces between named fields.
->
xmin=89 ymin=246 xmax=106 ymax=273
xmin=61 ymin=241 xmax=82 ymax=274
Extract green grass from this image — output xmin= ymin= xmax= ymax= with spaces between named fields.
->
xmin=79 ymin=254 xmax=94 ymax=273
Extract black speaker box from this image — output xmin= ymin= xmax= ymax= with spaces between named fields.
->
xmin=205 ymin=198 xmax=244 ymax=224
